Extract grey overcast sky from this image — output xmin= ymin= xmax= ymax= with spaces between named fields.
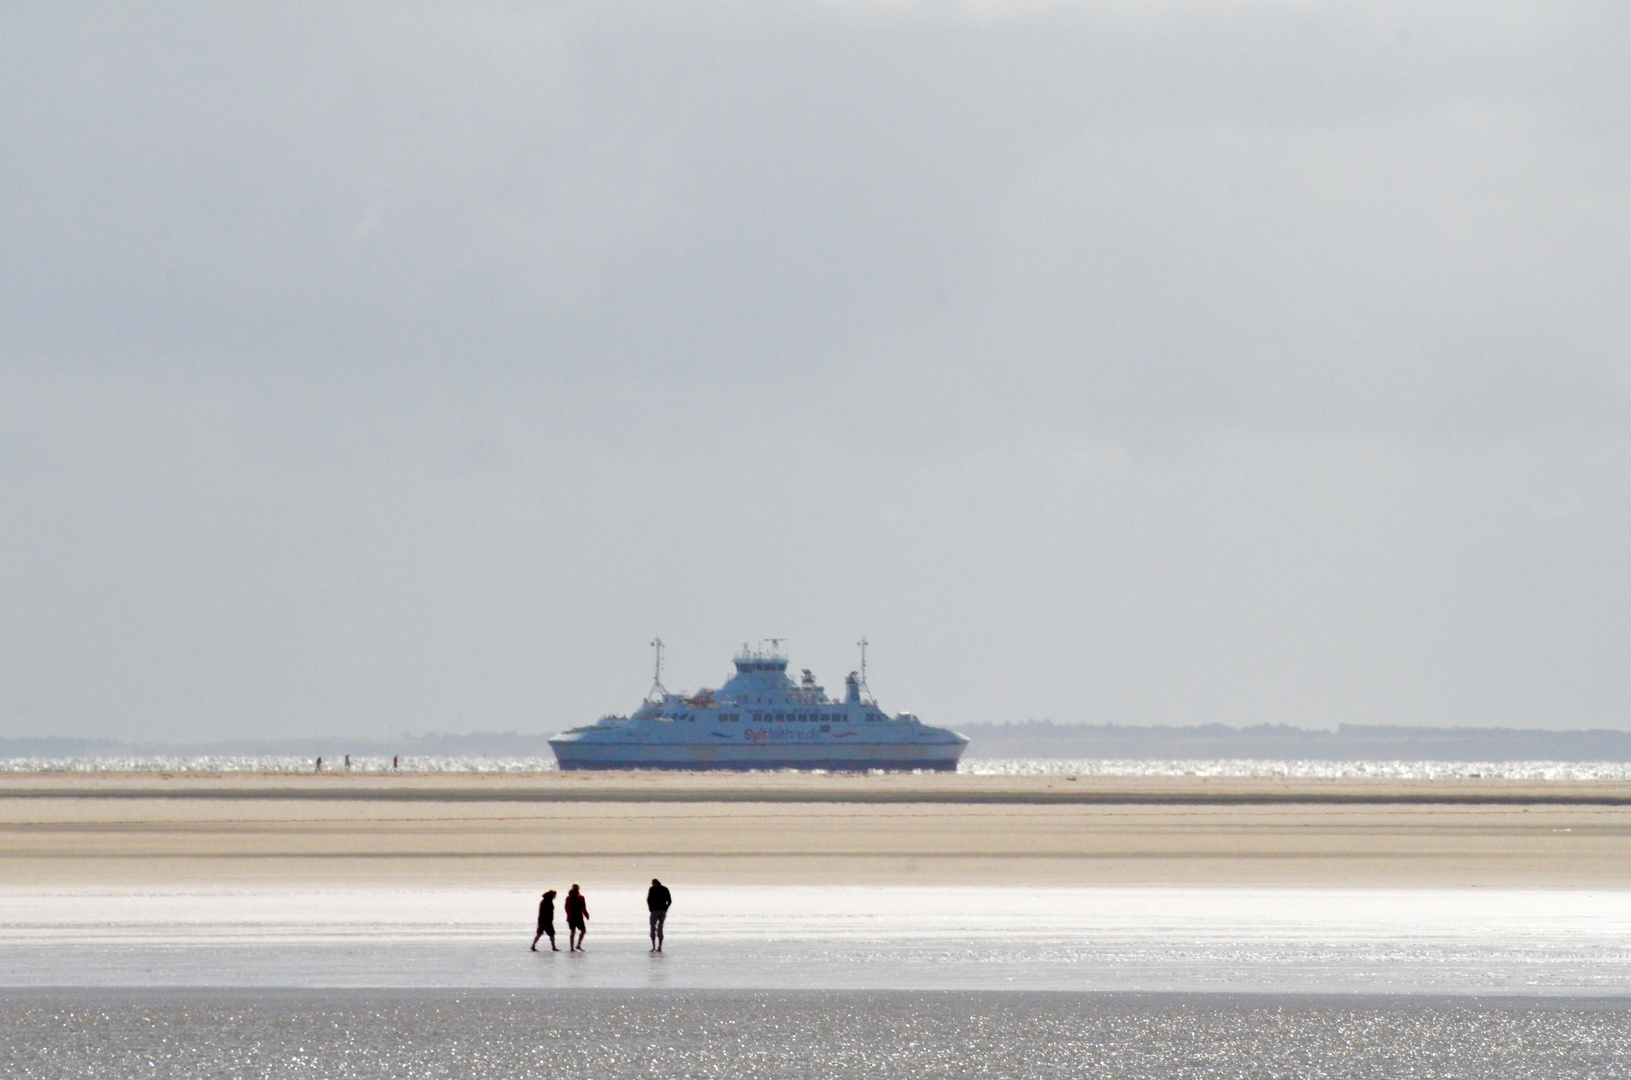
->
xmin=3 ymin=1 xmax=1630 ymax=741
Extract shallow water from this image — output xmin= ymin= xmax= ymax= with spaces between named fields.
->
xmin=8 ymin=888 xmax=1629 ymax=1076
xmin=6 ymin=755 xmax=1631 ymax=780
xmin=5 ymin=886 xmax=1630 ymax=995
xmin=0 ymin=755 xmax=560 ymax=774
xmin=962 ymin=758 xmax=1631 ymax=781
xmin=5 ymin=989 xmax=1630 ymax=1079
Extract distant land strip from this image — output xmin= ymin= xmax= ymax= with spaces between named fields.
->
xmin=957 ymin=722 xmax=1631 ymax=763
xmin=8 ymin=722 xmax=1631 ymax=762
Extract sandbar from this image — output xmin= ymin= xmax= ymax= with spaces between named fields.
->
xmin=3 ymin=771 xmax=1629 ymax=889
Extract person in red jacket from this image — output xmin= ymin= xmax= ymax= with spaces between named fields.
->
xmin=564 ymin=884 xmax=589 ymax=951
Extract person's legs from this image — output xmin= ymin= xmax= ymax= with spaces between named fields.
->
xmin=649 ymin=912 xmax=658 ymax=950
xmin=531 ymin=931 xmax=542 ymax=951
xmin=654 ymin=912 xmax=665 ymax=951
xmin=546 ymin=925 xmax=557 ymax=951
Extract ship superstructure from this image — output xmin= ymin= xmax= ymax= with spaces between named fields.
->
xmin=548 ymin=641 xmax=968 ymax=771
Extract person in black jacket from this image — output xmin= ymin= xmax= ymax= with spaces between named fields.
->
xmin=564 ymin=884 xmax=589 ymax=951
xmin=531 ymin=889 xmax=557 ymax=952
xmin=646 ymin=878 xmax=672 ymax=952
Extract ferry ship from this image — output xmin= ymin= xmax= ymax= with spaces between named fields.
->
xmin=548 ymin=641 xmax=968 ymax=771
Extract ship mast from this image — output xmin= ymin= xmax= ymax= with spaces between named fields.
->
xmin=647 ymin=637 xmax=669 ymax=702
xmin=856 ymin=637 xmax=874 ymax=703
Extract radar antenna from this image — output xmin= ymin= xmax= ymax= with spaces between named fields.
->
xmin=647 ymin=637 xmax=669 ymax=702
xmin=856 ymin=637 xmax=874 ymax=702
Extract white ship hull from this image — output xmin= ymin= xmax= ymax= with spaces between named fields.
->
xmin=552 ymin=643 xmax=967 ymax=771
xmin=550 ymin=737 xmax=965 ymax=772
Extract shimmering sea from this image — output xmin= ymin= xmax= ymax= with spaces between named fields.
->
xmin=6 ymin=989 xmax=1630 ymax=1078
xmin=6 ymin=755 xmax=1631 ymax=780
xmin=3 ymin=885 xmax=1630 ymax=1076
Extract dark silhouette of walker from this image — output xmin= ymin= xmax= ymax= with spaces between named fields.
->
xmin=564 ymin=884 xmax=589 ymax=951
xmin=647 ymin=878 xmax=672 ymax=952
xmin=531 ymin=889 xmax=558 ymax=952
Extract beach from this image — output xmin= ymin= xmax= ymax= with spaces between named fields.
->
xmin=5 ymin=769 xmax=1631 ymax=1003
xmin=3 ymin=770 xmax=1629 ymax=889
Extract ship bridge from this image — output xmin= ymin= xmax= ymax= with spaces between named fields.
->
xmin=721 ymin=643 xmax=831 ymax=704
xmin=732 ymin=656 xmax=788 ymax=674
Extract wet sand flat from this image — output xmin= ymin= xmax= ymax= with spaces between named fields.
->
xmin=3 ymin=771 xmax=1630 ymax=888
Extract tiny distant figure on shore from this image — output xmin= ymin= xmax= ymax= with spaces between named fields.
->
xmin=314 ymin=757 xmax=322 ymax=772
xmin=565 ymin=884 xmax=589 ymax=951
xmin=344 ymin=754 xmax=350 ymax=770
xmin=647 ymin=878 xmax=672 ymax=952
xmin=392 ymin=755 xmax=399 ymax=770
xmin=532 ymin=889 xmax=558 ymax=952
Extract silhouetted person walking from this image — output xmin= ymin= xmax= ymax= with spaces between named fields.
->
xmin=647 ymin=878 xmax=672 ymax=952
xmin=531 ymin=889 xmax=558 ymax=952
xmin=565 ymin=884 xmax=589 ymax=951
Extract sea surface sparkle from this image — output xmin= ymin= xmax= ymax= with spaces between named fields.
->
xmin=5 ymin=989 xmax=1629 ymax=1079
xmin=3 ymin=886 xmax=1629 ymax=995
xmin=4 ymin=755 xmax=1631 ymax=780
